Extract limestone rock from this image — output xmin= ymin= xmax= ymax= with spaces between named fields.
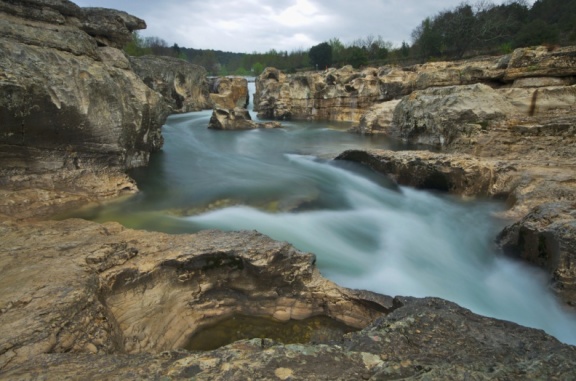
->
xmin=255 ymin=66 xmax=384 ymax=123
xmin=504 ymin=45 xmax=576 ymax=81
xmin=130 ymin=55 xmax=212 ymax=113
xmin=352 ymin=99 xmax=401 ymax=135
xmin=3 ymin=285 xmax=575 ymax=379
xmin=208 ymin=107 xmax=258 ymax=130
xmin=80 ymin=7 xmax=146 ymax=48
xmin=0 ymin=0 xmax=170 ymax=219
xmin=208 ymin=107 xmax=281 ymax=130
xmin=499 ymin=85 xmax=576 ymax=116
xmin=498 ymin=202 xmax=576 ymax=305
xmin=209 ymin=76 xmax=250 ymax=109
xmin=0 ymin=218 xmax=392 ymax=371
xmin=391 ymin=84 xmax=516 ymax=147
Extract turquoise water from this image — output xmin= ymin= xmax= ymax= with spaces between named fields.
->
xmin=70 ymin=91 xmax=576 ymax=345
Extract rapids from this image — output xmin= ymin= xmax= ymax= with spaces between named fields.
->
xmin=72 ymin=84 xmax=576 ymax=345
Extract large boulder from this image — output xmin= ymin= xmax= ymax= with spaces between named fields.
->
xmin=0 ymin=0 xmax=170 ymax=219
xmin=390 ymin=83 xmax=516 ymax=147
xmin=209 ymin=76 xmax=250 ymax=109
xmin=130 ymin=55 xmax=212 ymax=113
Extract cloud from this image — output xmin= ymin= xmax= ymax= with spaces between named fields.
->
xmin=72 ymin=0 xmax=536 ymax=53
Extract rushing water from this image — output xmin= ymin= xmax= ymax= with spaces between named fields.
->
xmin=72 ymin=84 xmax=576 ymax=345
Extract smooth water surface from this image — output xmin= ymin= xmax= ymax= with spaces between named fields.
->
xmin=71 ymin=90 xmax=576 ymax=345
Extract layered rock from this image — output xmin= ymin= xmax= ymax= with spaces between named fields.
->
xmin=255 ymin=66 xmax=384 ymax=122
xmin=130 ymin=55 xmax=212 ymax=113
xmin=255 ymin=46 xmax=576 ymax=129
xmin=0 ymin=0 xmax=170 ymax=220
xmin=391 ymin=84 xmax=516 ymax=147
xmin=2 ymin=218 xmax=576 ymax=379
xmin=0 ymin=218 xmax=391 ymax=370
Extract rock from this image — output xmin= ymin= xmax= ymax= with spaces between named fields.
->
xmin=80 ymin=7 xmax=146 ymax=48
xmin=208 ymin=107 xmax=258 ymax=130
xmin=391 ymin=84 xmax=516 ymax=147
xmin=500 ymin=85 xmax=576 ymax=116
xmin=253 ymin=46 xmax=576 ymax=133
xmin=209 ymin=76 xmax=250 ymax=109
xmin=352 ymin=99 xmax=401 ymax=135
xmin=0 ymin=0 xmax=170 ymax=219
xmin=130 ymin=55 xmax=212 ymax=113
xmin=208 ymin=107 xmax=281 ymax=130
xmin=498 ymin=202 xmax=576 ymax=305
xmin=335 ymin=149 xmax=508 ymax=197
xmin=3 ymin=261 xmax=575 ymax=381
xmin=208 ymin=76 xmax=280 ymax=130
xmin=0 ymin=218 xmax=392 ymax=371
xmin=504 ymin=45 xmax=576 ymax=81
xmin=255 ymin=66 xmax=384 ymax=123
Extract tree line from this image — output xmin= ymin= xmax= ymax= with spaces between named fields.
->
xmin=124 ymin=0 xmax=575 ymax=75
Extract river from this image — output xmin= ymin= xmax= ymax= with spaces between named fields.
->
xmin=71 ymin=83 xmax=576 ymax=345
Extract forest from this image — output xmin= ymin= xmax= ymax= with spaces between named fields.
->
xmin=124 ymin=0 xmax=576 ymax=75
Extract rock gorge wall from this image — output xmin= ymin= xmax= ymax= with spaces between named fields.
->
xmin=0 ymin=0 xmax=172 ymax=220
xmin=129 ymin=55 xmax=212 ymax=113
xmin=1 ymin=1 xmax=576 ymax=378
xmin=255 ymin=46 xmax=576 ymax=128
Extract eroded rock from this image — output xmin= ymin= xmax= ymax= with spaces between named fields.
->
xmin=391 ymin=83 xmax=515 ymax=147
xmin=130 ymin=55 xmax=212 ymax=113
xmin=0 ymin=0 xmax=170 ymax=220
xmin=0 ymin=218 xmax=392 ymax=371
xmin=3 ymin=289 xmax=575 ymax=380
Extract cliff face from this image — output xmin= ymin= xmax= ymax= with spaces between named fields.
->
xmin=0 ymin=0 xmax=170 ymax=219
xmin=255 ymin=46 xmax=576 ymax=127
xmin=255 ymin=66 xmax=383 ymax=123
xmin=130 ymin=55 xmax=212 ymax=113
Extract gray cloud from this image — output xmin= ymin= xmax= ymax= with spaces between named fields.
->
xmin=73 ymin=0 xmax=535 ymax=53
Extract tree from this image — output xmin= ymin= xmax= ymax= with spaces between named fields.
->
xmin=309 ymin=42 xmax=332 ymax=70
xmin=252 ymin=62 xmax=264 ymax=76
xmin=123 ymin=31 xmax=152 ymax=56
xmin=328 ymin=38 xmax=345 ymax=65
xmin=412 ymin=17 xmax=443 ymax=59
xmin=343 ymin=46 xmax=368 ymax=68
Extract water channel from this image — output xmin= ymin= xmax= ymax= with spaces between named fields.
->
xmin=71 ymin=83 xmax=576 ymax=345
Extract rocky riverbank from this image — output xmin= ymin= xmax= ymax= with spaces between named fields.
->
xmin=254 ymin=43 xmax=576 ymax=307
xmin=2 ymin=0 xmax=576 ymax=379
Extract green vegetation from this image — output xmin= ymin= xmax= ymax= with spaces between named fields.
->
xmin=124 ymin=0 xmax=576 ymax=74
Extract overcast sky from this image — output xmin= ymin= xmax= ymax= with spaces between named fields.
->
xmin=73 ymin=0 xmax=535 ymax=53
